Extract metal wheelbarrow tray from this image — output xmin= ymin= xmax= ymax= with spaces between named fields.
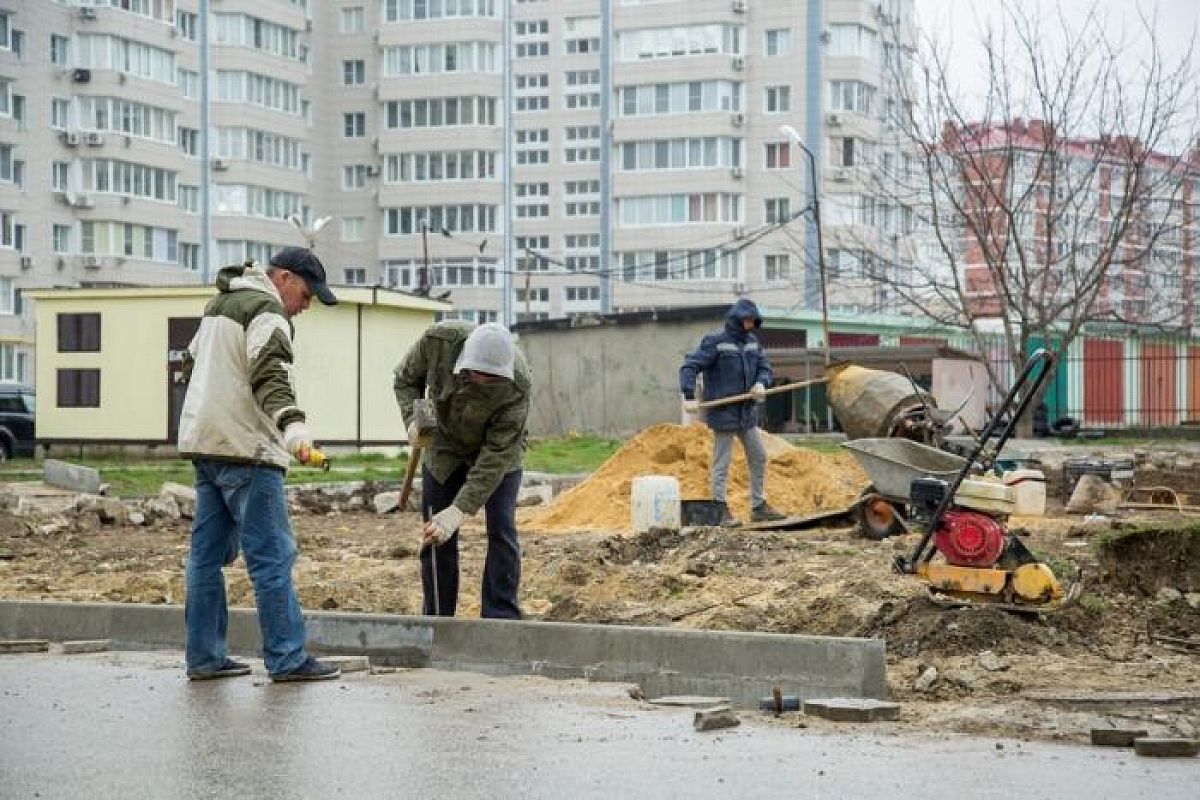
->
xmin=841 ymin=438 xmax=968 ymax=503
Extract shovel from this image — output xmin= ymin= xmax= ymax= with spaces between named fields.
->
xmin=697 ymin=377 xmax=828 ymax=409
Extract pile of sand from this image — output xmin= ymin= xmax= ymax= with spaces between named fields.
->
xmin=523 ymin=423 xmax=869 ymax=533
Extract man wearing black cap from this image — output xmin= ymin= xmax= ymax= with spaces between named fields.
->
xmin=178 ymin=247 xmax=341 ymax=683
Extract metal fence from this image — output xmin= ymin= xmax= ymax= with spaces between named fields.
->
xmin=969 ymin=335 xmax=1200 ymax=429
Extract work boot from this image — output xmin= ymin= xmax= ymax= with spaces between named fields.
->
xmin=751 ymin=502 xmax=787 ymax=523
xmin=718 ymin=502 xmax=740 ymax=528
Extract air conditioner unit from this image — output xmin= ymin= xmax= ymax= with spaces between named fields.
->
xmin=59 ymin=131 xmax=81 ymax=147
xmin=85 ymin=132 xmax=104 ymax=146
xmin=305 ymin=19 xmax=314 ymax=32
xmin=82 ymin=256 xmax=102 ymax=269
xmin=56 ymin=257 xmax=67 ymax=270
xmin=123 ymin=135 xmax=133 ymax=147
xmin=121 ymin=196 xmax=131 ymax=205
xmin=731 ymin=57 xmax=745 ymax=71
xmin=731 ymin=166 xmax=744 ymax=179
xmin=366 ymin=165 xmax=380 ymax=177
xmin=826 ymin=113 xmax=843 ymax=126
xmin=732 ymin=226 xmax=747 ymax=238
xmin=730 ymin=113 xmax=745 ymax=127
xmin=71 ymin=68 xmax=92 ymax=84
xmin=72 ymin=193 xmax=93 ymax=208
xmin=732 ymin=0 xmax=747 ymax=13
xmin=211 ymin=159 xmax=228 ymax=171
xmin=834 ymin=167 xmax=851 ymax=182
xmin=79 ymin=7 xmax=97 ymax=20
xmin=19 ymin=256 xmax=33 ymax=270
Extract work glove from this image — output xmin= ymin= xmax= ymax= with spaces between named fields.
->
xmin=750 ymin=383 xmax=767 ymax=403
xmin=681 ymin=396 xmax=700 ymax=426
xmin=283 ymin=422 xmax=313 ymax=464
xmin=423 ymin=505 xmax=465 ymax=546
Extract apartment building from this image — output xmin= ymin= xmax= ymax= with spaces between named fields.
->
xmin=0 ymin=0 xmax=916 ymax=385
xmin=942 ymin=119 xmax=1200 ymax=330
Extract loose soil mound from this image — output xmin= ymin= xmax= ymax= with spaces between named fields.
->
xmin=1095 ymin=524 xmax=1200 ymax=595
xmin=523 ymin=423 xmax=868 ymax=532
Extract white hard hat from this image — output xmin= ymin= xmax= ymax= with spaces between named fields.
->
xmin=454 ymin=323 xmax=515 ymax=380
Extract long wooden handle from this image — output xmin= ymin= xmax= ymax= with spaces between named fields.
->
xmin=398 ymin=446 xmax=422 ymax=511
xmin=697 ymin=377 xmax=829 ymax=409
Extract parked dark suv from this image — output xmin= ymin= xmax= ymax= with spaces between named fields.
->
xmin=0 ymin=383 xmax=35 ymax=462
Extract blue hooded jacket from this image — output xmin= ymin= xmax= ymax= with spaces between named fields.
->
xmin=679 ymin=298 xmax=773 ymax=432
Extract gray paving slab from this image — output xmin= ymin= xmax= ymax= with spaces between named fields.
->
xmin=1 ymin=651 xmax=1198 ymax=800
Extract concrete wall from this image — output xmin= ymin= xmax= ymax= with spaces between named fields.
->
xmin=518 ymin=316 xmax=721 ymax=437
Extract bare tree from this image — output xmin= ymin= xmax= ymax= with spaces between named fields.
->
xmin=857 ymin=1 xmax=1198 ymax=431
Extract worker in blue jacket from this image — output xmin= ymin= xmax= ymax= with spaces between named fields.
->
xmin=679 ymin=298 xmax=786 ymax=527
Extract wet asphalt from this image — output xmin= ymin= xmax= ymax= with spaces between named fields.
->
xmin=1 ymin=650 xmax=1195 ymax=799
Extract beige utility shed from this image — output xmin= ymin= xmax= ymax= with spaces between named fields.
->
xmin=26 ymin=285 xmax=448 ymax=450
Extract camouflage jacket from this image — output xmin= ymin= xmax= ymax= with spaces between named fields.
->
xmin=393 ymin=321 xmax=530 ymax=515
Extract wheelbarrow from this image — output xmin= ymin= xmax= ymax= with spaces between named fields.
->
xmin=841 ymin=438 xmax=968 ymax=539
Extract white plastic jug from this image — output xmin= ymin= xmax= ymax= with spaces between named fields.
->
xmin=1003 ymin=468 xmax=1047 ymax=516
xmin=630 ymin=475 xmax=681 ymax=533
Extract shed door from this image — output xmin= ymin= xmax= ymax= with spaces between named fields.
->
xmin=1139 ymin=343 xmax=1177 ymax=426
xmin=168 ymin=317 xmax=202 ymax=443
xmin=1083 ymin=339 xmax=1124 ymax=425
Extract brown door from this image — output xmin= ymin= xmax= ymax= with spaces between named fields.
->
xmin=167 ymin=317 xmax=202 ymax=443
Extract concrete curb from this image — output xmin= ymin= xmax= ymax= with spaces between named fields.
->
xmin=0 ymin=600 xmax=888 ymax=706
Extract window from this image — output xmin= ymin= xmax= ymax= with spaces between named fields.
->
xmin=53 ymin=225 xmax=72 ymax=254
xmin=764 ymin=198 xmax=790 ymax=224
xmin=617 ymin=24 xmax=742 ymax=61
xmin=51 ymin=35 xmax=70 ymax=66
xmin=0 ymin=277 xmax=12 ymax=314
xmin=343 ymin=164 xmax=371 ymax=189
xmin=76 ymin=34 xmax=176 ymax=84
xmin=516 ymin=127 xmax=549 ymax=165
xmin=384 ymin=0 xmax=500 ymax=21
xmin=342 ymin=217 xmax=365 ymax=242
xmin=344 ymin=112 xmax=366 ymax=137
xmin=344 ymin=267 xmax=367 ymax=284
xmin=57 ymin=369 xmax=101 ymax=409
xmin=618 ymin=193 xmax=742 ymax=226
xmin=385 ymin=205 xmax=498 ymax=235
xmin=178 ymin=69 xmax=199 ymax=99
xmin=383 ymin=42 xmax=499 ymax=76
xmin=765 ymin=142 xmax=791 ymax=168
xmin=384 ymin=97 xmax=498 ymax=129
xmin=765 ymin=28 xmax=792 ymax=57
xmin=830 ymin=136 xmax=872 ymax=168
xmin=343 ymin=59 xmax=365 ymax=85
xmin=178 ymin=185 xmax=199 ymax=213
xmin=341 ymin=7 xmax=365 ymax=33
xmin=620 ymin=137 xmax=742 ymax=171
xmin=620 ymin=80 xmax=742 ymax=116
xmin=387 ymin=150 xmax=497 ymax=182
xmin=765 ymin=86 xmax=790 ymax=113
xmin=829 ymin=80 xmax=877 ymax=115
xmin=618 ymin=248 xmax=741 ymax=282
xmin=178 ymin=127 xmax=198 ymax=156
xmin=58 ymin=313 xmax=101 ymax=353
xmin=828 ymin=24 xmax=880 ymax=61
xmin=176 ymin=10 xmax=199 ymax=41
xmin=765 ymin=254 xmax=790 ymax=281
xmin=51 ymin=98 xmax=71 ymax=129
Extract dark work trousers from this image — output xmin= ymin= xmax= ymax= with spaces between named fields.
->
xmin=420 ymin=464 xmax=523 ymax=619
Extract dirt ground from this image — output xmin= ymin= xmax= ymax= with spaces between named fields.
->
xmin=2 ymin=494 xmax=1197 ymax=746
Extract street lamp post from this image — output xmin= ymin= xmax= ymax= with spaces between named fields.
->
xmin=780 ymin=125 xmax=831 ymax=368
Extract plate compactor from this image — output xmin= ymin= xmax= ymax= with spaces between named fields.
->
xmin=889 ymin=350 xmax=1066 ymax=609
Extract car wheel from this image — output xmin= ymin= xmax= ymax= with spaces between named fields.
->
xmin=0 ymin=440 xmax=10 ymax=464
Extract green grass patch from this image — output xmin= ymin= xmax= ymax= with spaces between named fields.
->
xmin=524 ymin=435 xmax=622 ymax=474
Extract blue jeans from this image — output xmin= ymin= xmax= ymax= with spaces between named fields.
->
xmin=421 ymin=466 xmax=523 ymax=619
xmin=185 ymin=460 xmax=308 ymax=676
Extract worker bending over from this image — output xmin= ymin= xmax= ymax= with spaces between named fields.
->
xmin=393 ymin=322 xmax=530 ymax=618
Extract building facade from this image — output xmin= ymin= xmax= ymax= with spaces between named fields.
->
xmin=0 ymin=0 xmax=918 ymax=385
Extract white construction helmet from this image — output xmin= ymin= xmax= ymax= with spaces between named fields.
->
xmin=454 ymin=323 xmax=515 ymax=380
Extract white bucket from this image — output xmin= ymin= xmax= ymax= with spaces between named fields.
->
xmin=1003 ymin=468 xmax=1047 ymax=516
xmin=630 ymin=475 xmax=681 ymax=533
